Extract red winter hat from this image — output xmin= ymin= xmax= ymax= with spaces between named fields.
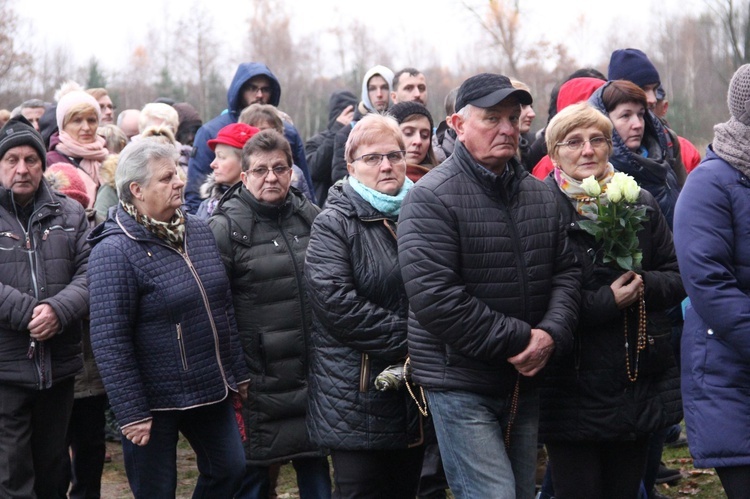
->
xmin=207 ymin=123 xmax=260 ymax=151
xmin=44 ymin=162 xmax=90 ymax=208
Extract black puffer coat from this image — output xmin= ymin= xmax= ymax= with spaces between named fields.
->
xmin=305 ymin=181 xmax=423 ymax=450
xmin=0 ymin=180 xmax=88 ymax=390
xmin=398 ymin=141 xmax=581 ymax=398
xmin=539 ymin=175 xmax=684 ymax=442
xmin=209 ymin=184 xmax=323 ymax=465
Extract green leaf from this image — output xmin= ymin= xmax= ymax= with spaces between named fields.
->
xmin=616 ymin=255 xmax=634 ymax=271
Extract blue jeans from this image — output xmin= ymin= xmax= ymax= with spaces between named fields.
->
xmin=236 ymin=456 xmax=331 ymax=499
xmin=426 ymin=387 xmax=539 ymax=499
xmin=121 ymin=399 xmax=245 ymax=498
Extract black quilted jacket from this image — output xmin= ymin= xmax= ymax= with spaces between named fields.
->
xmin=87 ymin=205 xmax=251 ymax=428
xmin=539 ymin=176 xmax=684 ymax=442
xmin=209 ymin=184 xmax=324 ymax=465
xmin=305 ymin=181 xmax=423 ymax=450
xmin=0 ymin=181 xmax=88 ymax=389
xmin=397 ymin=141 xmax=581 ymax=397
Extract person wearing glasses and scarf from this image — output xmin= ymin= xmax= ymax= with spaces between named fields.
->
xmin=305 ymin=114 xmax=424 ymax=498
xmin=538 ymin=103 xmax=684 ymax=499
xmin=209 ymin=129 xmax=331 ymax=499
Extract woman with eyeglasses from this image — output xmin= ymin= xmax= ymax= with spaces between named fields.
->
xmin=208 ymin=129 xmax=331 ymax=498
xmin=537 ymin=102 xmax=684 ymax=499
xmin=305 ymin=114 xmax=424 ymax=498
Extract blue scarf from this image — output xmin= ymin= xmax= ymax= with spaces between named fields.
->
xmin=349 ymin=176 xmax=414 ymax=218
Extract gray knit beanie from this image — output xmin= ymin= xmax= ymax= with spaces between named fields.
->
xmin=728 ymin=64 xmax=750 ymax=125
xmin=712 ymin=64 xmax=750 ymax=177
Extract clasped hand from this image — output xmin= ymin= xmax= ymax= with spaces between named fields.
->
xmin=508 ymin=328 xmax=555 ymax=377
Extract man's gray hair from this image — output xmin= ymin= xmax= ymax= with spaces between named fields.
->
xmin=116 ymin=140 xmax=179 ymax=203
xmin=456 ymin=104 xmax=476 ymax=119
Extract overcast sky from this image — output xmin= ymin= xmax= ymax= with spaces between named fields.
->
xmin=16 ymin=0 xmax=704 ymax=74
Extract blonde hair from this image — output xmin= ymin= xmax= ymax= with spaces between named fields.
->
xmin=239 ymin=104 xmax=284 ymax=133
xmin=139 ymin=103 xmax=179 ymax=133
xmin=510 ymin=79 xmax=531 ymax=93
xmin=63 ymin=102 xmax=99 ymax=129
xmin=140 ymin=125 xmax=177 ymax=145
xmin=97 ymin=124 xmax=128 ymax=154
xmin=345 ymin=113 xmax=405 ymax=164
xmin=545 ymin=102 xmax=613 ymax=160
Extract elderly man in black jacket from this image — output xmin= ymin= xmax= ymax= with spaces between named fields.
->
xmin=0 ymin=115 xmax=89 ymax=498
xmin=398 ymin=74 xmax=581 ymax=499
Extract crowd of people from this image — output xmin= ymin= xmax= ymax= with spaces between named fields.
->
xmin=0 ymin=47 xmax=747 ymax=499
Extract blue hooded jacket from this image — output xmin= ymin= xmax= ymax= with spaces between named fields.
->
xmin=185 ymin=62 xmax=313 ymax=212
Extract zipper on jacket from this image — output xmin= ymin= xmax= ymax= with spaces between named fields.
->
xmin=497 ymin=189 xmax=531 ymax=322
xmin=0 ymin=231 xmax=20 ymax=240
xmin=176 ymin=323 xmax=189 ymax=371
xmin=258 ymin=333 xmax=267 ymax=378
xmin=42 ymin=225 xmax=75 ymax=241
xmin=359 ymin=353 xmax=370 ymax=393
xmin=13 ymin=205 xmax=49 ymax=389
xmin=277 ymin=218 xmax=311 ymax=352
xmin=180 ymin=239 xmax=230 ymax=387
xmin=115 ymin=214 xmax=230 ymax=390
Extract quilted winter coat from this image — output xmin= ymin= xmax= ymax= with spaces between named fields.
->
xmin=87 ymin=205 xmax=250 ymax=428
xmin=305 ymin=181 xmax=423 ymax=450
xmin=0 ymin=180 xmax=89 ymax=389
xmin=397 ymin=141 xmax=581 ymax=398
xmin=539 ymin=176 xmax=684 ymax=442
xmin=675 ymin=147 xmax=750 ymax=468
xmin=209 ymin=184 xmax=323 ymax=465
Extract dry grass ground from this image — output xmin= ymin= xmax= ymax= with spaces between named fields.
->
xmin=100 ymin=436 xmax=726 ymax=498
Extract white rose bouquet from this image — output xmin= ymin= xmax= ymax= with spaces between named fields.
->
xmin=577 ymin=172 xmax=648 ymax=271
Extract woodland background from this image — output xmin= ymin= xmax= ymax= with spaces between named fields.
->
xmin=1 ymin=0 xmax=748 ymax=147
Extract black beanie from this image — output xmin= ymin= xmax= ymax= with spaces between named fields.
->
xmin=0 ymin=115 xmax=47 ymax=170
xmin=388 ymin=101 xmax=434 ymax=131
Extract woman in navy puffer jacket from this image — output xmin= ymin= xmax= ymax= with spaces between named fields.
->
xmin=674 ymin=64 xmax=750 ymax=498
xmin=88 ymin=140 xmax=250 ymax=498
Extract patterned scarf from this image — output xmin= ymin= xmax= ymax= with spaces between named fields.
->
xmin=348 ymin=176 xmax=414 ymax=218
xmin=553 ymin=163 xmax=615 ymax=221
xmin=121 ymin=201 xmax=186 ymax=250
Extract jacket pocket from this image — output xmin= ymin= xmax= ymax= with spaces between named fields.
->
xmin=445 ymin=344 xmax=498 ymax=372
xmin=0 ymin=231 xmax=20 ymax=251
xmin=639 ymin=323 xmax=676 ymax=379
xmin=42 ymin=225 xmax=75 ymax=241
xmin=176 ymin=323 xmax=189 ymax=371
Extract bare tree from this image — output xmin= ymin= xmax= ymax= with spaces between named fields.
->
xmin=172 ymin=3 xmax=222 ymax=119
xmin=706 ymin=0 xmax=750 ymax=66
xmin=462 ymin=0 xmax=522 ymax=74
xmin=0 ymin=0 xmax=31 ymax=103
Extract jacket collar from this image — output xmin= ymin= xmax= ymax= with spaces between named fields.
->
xmin=453 ymin=140 xmax=526 ymax=196
xmin=216 ymin=181 xmax=303 ymax=221
xmin=0 ymin=178 xmax=61 ymax=219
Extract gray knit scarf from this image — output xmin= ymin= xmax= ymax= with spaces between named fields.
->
xmin=713 ymin=117 xmax=750 ymax=178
